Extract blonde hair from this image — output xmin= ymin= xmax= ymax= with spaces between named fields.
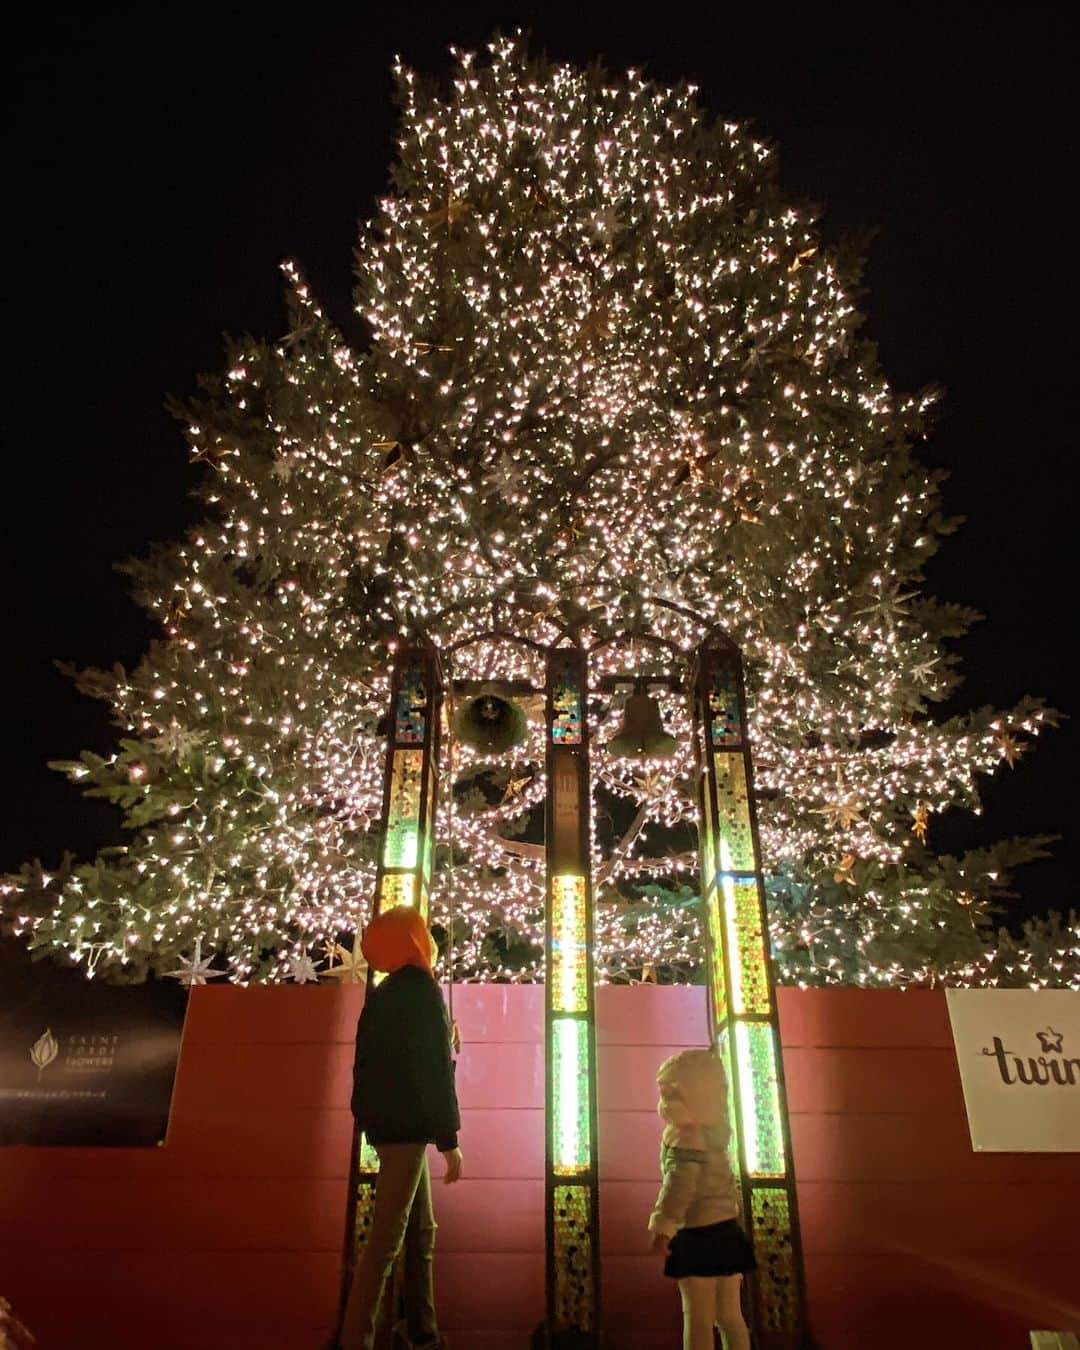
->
xmin=657 ymin=1048 xmax=729 ymax=1128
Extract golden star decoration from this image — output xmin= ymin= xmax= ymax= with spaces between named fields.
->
xmin=574 ymin=300 xmax=612 ymax=349
xmin=833 ymin=854 xmax=858 ymax=886
xmin=998 ymin=731 xmax=1025 ymax=769
xmin=788 ymin=245 xmax=818 ymax=273
xmin=320 ymin=940 xmax=367 ymax=984
xmin=814 ymin=769 xmax=865 ymax=830
xmin=500 ymin=774 xmax=533 ymax=805
xmin=912 ymin=802 xmax=930 ymax=843
xmin=423 ymin=190 xmax=472 ymax=235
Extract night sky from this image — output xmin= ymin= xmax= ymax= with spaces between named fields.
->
xmin=3 ymin=10 xmax=1071 ymax=928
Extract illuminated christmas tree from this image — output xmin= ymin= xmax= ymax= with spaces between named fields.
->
xmin=4 ymin=39 xmax=1075 ymax=989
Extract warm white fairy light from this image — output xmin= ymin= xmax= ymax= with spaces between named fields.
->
xmin=0 ymin=39 xmax=1073 ymax=990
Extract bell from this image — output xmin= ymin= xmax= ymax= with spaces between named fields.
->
xmin=606 ymin=692 xmax=678 ymax=759
xmin=453 ymin=684 xmax=528 ymax=753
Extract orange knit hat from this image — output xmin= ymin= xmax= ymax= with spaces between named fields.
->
xmin=361 ymin=904 xmax=434 ymax=975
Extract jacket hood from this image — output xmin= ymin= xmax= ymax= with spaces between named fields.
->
xmin=361 ymin=904 xmax=434 ymax=975
xmin=656 ymin=1048 xmax=728 ymax=1129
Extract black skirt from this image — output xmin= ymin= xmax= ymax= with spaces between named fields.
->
xmin=663 ymin=1218 xmax=757 ymax=1279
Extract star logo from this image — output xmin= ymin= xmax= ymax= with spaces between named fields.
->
xmin=1036 ymin=1026 xmax=1063 ymax=1054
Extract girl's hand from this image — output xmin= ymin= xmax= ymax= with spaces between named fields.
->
xmin=649 ymin=1230 xmax=670 ymax=1255
xmin=450 ymin=1019 xmax=461 ymax=1054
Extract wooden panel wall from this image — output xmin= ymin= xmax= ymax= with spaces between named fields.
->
xmin=1 ymin=985 xmax=1077 ymax=1349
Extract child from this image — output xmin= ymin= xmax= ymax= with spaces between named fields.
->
xmin=648 ymin=1049 xmax=755 ymax=1350
xmin=340 ymin=904 xmax=462 ymax=1350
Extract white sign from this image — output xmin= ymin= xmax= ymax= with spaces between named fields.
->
xmin=945 ymin=989 xmax=1080 ymax=1152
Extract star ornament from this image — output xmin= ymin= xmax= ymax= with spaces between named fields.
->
xmin=423 ymin=190 xmax=472 ymax=235
xmin=998 ymin=730 xmax=1025 ymax=769
xmin=813 ymin=769 xmax=864 ymax=830
xmin=833 ymin=854 xmax=858 ymax=886
xmin=500 ymin=774 xmax=533 ymax=805
xmin=165 ymin=938 xmax=225 ymax=987
xmin=288 ymin=953 xmax=320 ymax=985
xmin=320 ymin=941 xmax=367 ymax=984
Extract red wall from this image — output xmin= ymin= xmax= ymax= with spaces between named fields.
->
xmin=1 ymin=986 xmax=1077 ymax=1349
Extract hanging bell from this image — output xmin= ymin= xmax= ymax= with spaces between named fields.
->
xmin=606 ymin=691 xmax=678 ymax=759
xmin=453 ymin=684 xmax=528 ymax=754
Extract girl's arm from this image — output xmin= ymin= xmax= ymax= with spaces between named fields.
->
xmin=648 ymin=1145 xmax=706 ymax=1238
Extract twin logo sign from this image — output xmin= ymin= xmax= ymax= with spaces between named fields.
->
xmin=982 ymin=1025 xmax=1079 ymax=1087
xmin=946 ymin=990 xmax=1079 ymax=1152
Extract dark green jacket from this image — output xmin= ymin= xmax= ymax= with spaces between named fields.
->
xmin=351 ymin=964 xmax=460 ymax=1152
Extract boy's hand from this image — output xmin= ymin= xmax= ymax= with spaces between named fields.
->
xmin=0 ymin=1298 xmax=35 ymax=1348
xmin=649 ymin=1230 xmax=670 ymax=1255
xmin=450 ymin=1019 xmax=461 ymax=1054
xmin=440 ymin=1147 xmax=464 ymax=1184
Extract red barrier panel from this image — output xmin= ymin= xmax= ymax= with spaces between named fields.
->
xmin=1 ymin=984 xmax=1077 ymax=1348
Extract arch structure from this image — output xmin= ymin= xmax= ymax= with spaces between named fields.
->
xmin=339 ymin=636 xmax=805 ymax=1348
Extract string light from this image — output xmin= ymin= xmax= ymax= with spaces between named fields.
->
xmin=1 ymin=39 xmax=1074 ymax=991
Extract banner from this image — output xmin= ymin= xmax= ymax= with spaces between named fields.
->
xmin=945 ymin=988 xmax=1080 ymax=1153
xmin=0 ymin=941 xmax=187 ymax=1147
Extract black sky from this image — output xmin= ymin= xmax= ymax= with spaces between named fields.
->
xmin=2 ymin=8 xmax=1071 ymax=927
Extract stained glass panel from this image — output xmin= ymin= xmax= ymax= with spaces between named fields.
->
xmin=353 ymin=1179 xmax=378 ymax=1251
xmin=358 ymin=1134 xmax=379 ymax=1173
xmin=552 ymin=1016 xmax=590 ymax=1174
xmin=715 ymin=1026 xmax=742 ymax=1193
xmin=708 ymin=678 xmax=743 ymax=747
xmin=553 ymin=1184 xmax=593 ymax=1331
xmin=384 ymin=749 xmax=422 ymax=868
xmin=713 ymin=752 xmax=755 ymax=872
xmin=551 ymin=659 xmax=583 ymax=744
xmin=552 ymin=874 xmax=588 ymax=1013
xmin=735 ymin=1021 xmax=785 ymax=1177
xmin=750 ymin=1186 xmax=799 ymax=1333
xmin=724 ymin=876 xmax=771 ymax=1015
xmin=703 ymin=896 xmax=727 ymax=1027
xmin=394 ymin=667 xmax=428 ymax=743
xmin=379 ymin=872 xmax=417 ymax=910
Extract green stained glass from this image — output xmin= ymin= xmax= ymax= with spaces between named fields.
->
xmin=716 ymin=1026 xmax=742 ymax=1193
xmin=749 ymin=1186 xmax=799 ymax=1333
xmin=358 ymin=1133 xmax=379 ymax=1173
xmin=735 ymin=1021 xmax=786 ymax=1177
xmin=724 ymin=876 xmax=771 ymax=1015
xmin=704 ymin=896 xmax=727 ymax=1027
xmin=384 ymin=749 xmax=422 ymax=868
xmin=551 ymin=874 xmax=588 ymax=1013
xmin=713 ymin=752 xmax=755 ymax=871
xmin=553 ymin=1184 xmax=594 ymax=1331
xmin=421 ymin=760 xmax=436 ymax=884
xmin=552 ymin=1017 xmax=590 ymax=1174
xmin=700 ymin=759 xmax=719 ymax=883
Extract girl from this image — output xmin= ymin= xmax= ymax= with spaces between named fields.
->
xmin=648 ymin=1049 xmax=755 ymax=1350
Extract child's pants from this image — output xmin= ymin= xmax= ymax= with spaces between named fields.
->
xmin=340 ymin=1142 xmax=439 ymax=1350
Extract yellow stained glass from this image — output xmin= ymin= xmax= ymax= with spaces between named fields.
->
xmin=713 ymin=752 xmax=755 ymax=871
xmin=723 ymin=876 xmax=771 ymax=1015
xmin=552 ymin=874 xmax=588 ymax=1013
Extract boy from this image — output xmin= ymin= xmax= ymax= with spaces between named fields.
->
xmin=340 ymin=905 xmax=462 ymax=1350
